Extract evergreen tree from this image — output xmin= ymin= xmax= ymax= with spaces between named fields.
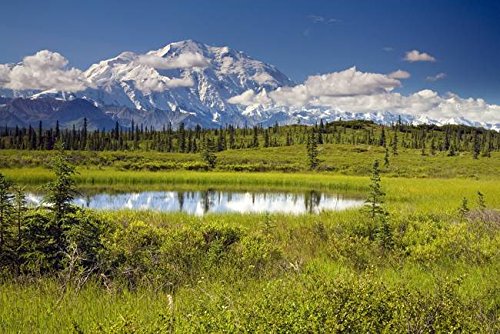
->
xmin=252 ymin=126 xmax=259 ymax=148
xmin=365 ymin=160 xmax=386 ymax=220
xmin=477 ymin=191 xmax=486 ymax=210
xmin=13 ymin=186 xmax=26 ymax=274
xmin=306 ymin=129 xmax=319 ymax=170
xmin=0 ymin=173 xmax=14 ymax=264
xmin=473 ymin=131 xmax=480 ymax=159
xmin=43 ymin=141 xmax=78 ymax=223
xmin=264 ymin=129 xmax=270 ymax=148
xmin=392 ymin=128 xmax=398 ymax=156
xmin=379 ymin=126 xmax=386 ymax=147
xmin=201 ymin=137 xmax=217 ymax=169
xmin=228 ymin=125 xmax=236 ymax=149
xmin=178 ymin=123 xmax=186 ymax=152
xmin=384 ymin=147 xmax=390 ymax=167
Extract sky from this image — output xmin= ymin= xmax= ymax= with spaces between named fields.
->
xmin=1 ymin=0 xmax=500 ymax=106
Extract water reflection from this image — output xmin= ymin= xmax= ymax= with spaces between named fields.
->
xmin=26 ymin=190 xmax=364 ymax=215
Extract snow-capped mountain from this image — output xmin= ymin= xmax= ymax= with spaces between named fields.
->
xmin=0 ymin=40 xmax=498 ymax=130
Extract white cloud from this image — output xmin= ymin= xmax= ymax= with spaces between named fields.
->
xmin=0 ymin=50 xmax=92 ymax=92
xmin=136 ymin=52 xmax=209 ymax=70
xmin=426 ymin=72 xmax=446 ymax=82
xmin=228 ymin=89 xmax=272 ymax=106
xmin=231 ymin=67 xmax=401 ymax=107
xmin=252 ymin=72 xmax=275 ymax=84
xmin=134 ymin=76 xmax=194 ymax=93
xmin=404 ymin=50 xmax=436 ymax=62
xmin=388 ymin=70 xmax=410 ymax=79
xmin=229 ymin=67 xmax=500 ymax=125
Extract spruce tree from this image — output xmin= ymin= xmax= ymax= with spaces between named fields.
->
xmin=365 ymin=160 xmax=385 ymax=219
xmin=0 ymin=173 xmax=14 ymax=263
xmin=384 ymin=147 xmax=390 ymax=167
xmin=379 ymin=126 xmax=386 ymax=147
xmin=306 ymin=129 xmax=319 ymax=170
xmin=477 ymin=191 xmax=486 ymax=210
xmin=252 ymin=126 xmax=259 ymax=148
xmin=392 ymin=128 xmax=398 ymax=156
xmin=44 ymin=140 xmax=78 ymax=224
xmin=473 ymin=131 xmax=480 ymax=159
xmin=201 ymin=137 xmax=217 ymax=169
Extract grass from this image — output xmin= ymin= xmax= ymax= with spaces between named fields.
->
xmin=2 ymin=168 xmax=499 ymax=213
xmin=1 ymin=208 xmax=498 ymax=332
xmin=0 ymin=145 xmax=499 ymax=332
xmin=0 ymin=144 xmax=499 ymax=178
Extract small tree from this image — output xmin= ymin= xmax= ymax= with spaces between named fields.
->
xmin=0 ymin=173 xmax=14 ymax=263
xmin=384 ymin=147 xmax=390 ymax=167
xmin=201 ymin=137 xmax=217 ymax=169
xmin=392 ymin=128 xmax=398 ymax=156
xmin=458 ymin=197 xmax=469 ymax=220
xmin=13 ymin=186 xmax=27 ymax=274
xmin=477 ymin=191 xmax=486 ymax=210
xmin=430 ymin=136 xmax=436 ymax=155
xmin=379 ymin=126 xmax=386 ymax=147
xmin=252 ymin=126 xmax=259 ymax=148
xmin=44 ymin=140 xmax=78 ymax=223
xmin=365 ymin=160 xmax=386 ymax=219
xmin=306 ymin=129 xmax=319 ymax=170
xmin=365 ymin=160 xmax=392 ymax=248
xmin=473 ymin=131 xmax=480 ymax=159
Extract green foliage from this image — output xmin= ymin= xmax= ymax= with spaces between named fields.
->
xmin=0 ymin=124 xmax=498 ymax=332
xmin=458 ymin=197 xmax=470 ymax=220
xmin=200 ymin=137 xmax=217 ymax=169
xmin=365 ymin=160 xmax=386 ymax=220
xmin=0 ymin=173 xmax=14 ymax=268
xmin=477 ymin=191 xmax=486 ymax=209
xmin=383 ymin=146 xmax=389 ymax=166
xmin=306 ymin=129 xmax=319 ymax=170
xmin=43 ymin=141 xmax=78 ymax=222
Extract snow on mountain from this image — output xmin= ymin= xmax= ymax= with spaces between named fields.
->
xmin=1 ymin=40 xmax=498 ymax=131
xmin=75 ymin=40 xmax=294 ymax=127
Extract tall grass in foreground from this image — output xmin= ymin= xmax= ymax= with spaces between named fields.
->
xmin=1 ymin=207 xmax=498 ymax=333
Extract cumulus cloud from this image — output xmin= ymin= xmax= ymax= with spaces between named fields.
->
xmin=228 ymin=89 xmax=272 ymax=106
xmin=0 ymin=50 xmax=92 ymax=92
xmin=426 ymin=72 xmax=446 ymax=82
xmin=136 ymin=52 xmax=209 ymax=70
xmin=404 ymin=50 xmax=436 ymax=62
xmin=388 ymin=70 xmax=411 ymax=79
xmin=252 ymin=72 xmax=276 ymax=85
xmin=229 ymin=67 xmax=500 ymax=125
xmin=230 ymin=67 xmax=401 ymax=107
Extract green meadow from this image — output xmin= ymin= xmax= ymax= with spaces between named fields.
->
xmin=0 ymin=142 xmax=499 ymax=332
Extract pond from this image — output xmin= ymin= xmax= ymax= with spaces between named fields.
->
xmin=26 ymin=190 xmax=364 ymax=215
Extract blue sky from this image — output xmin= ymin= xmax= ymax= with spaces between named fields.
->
xmin=1 ymin=0 xmax=500 ymax=103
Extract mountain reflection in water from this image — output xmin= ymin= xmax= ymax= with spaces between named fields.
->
xmin=26 ymin=190 xmax=364 ymax=215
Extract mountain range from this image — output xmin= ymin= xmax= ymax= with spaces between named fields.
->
xmin=0 ymin=40 xmax=498 ymax=130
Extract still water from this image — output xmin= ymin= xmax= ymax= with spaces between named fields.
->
xmin=26 ymin=190 xmax=364 ymax=215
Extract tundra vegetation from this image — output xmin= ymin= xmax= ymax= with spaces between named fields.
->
xmin=0 ymin=120 xmax=498 ymax=333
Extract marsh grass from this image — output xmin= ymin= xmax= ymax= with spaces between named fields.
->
xmin=0 ymin=145 xmax=499 ymax=332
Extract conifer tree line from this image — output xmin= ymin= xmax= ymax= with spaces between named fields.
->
xmin=0 ymin=118 xmax=498 ymax=157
